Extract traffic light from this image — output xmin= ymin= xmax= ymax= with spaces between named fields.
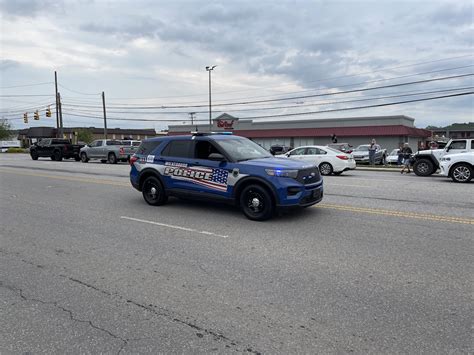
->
xmin=23 ymin=113 xmax=28 ymax=124
xmin=34 ymin=110 xmax=40 ymax=120
xmin=46 ymin=106 xmax=51 ymax=117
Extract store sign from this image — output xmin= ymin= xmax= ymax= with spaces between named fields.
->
xmin=216 ymin=119 xmax=235 ymax=129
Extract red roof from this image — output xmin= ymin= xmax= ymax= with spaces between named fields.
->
xmin=234 ymin=125 xmax=431 ymax=138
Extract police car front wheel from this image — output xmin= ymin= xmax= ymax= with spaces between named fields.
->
xmin=142 ymin=176 xmax=168 ymax=206
xmin=240 ymin=184 xmax=274 ymax=221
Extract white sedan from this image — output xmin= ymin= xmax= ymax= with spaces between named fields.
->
xmin=282 ymin=146 xmax=356 ymax=175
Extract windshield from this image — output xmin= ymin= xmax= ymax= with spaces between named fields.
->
xmin=216 ymin=137 xmax=272 ymax=161
xmin=354 ymin=145 xmax=369 ymax=151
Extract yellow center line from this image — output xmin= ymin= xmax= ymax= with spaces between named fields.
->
xmin=315 ymin=203 xmax=474 ymax=225
xmin=1 ymin=167 xmax=473 ymax=225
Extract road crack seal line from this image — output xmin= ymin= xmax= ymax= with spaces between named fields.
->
xmin=62 ymin=276 xmax=261 ymax=353
xmin=0 ymin=281 xmax=130 ymax=355
xmin=316 ymin=203 xmax=474 ymax=225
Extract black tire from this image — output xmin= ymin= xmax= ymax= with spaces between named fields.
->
xmin=142 ymin=176 xmax=168 ymax=206
xmin=319 ymin=162 xmax=333 ymax=176
xmin=450 ymin=163 xmax=472 ymax=183
xmin=108 ymin=153 xmax=117 ymax=164
xmin=333 ymin=171 xmax=343 ymax=175
xmin=239 ymin=184 xmax=274 ymax=221
xmin=413 ymin=159 xmax=434 ymax=176
xmin=50 ymin=156 xmax=56 ymax=161
xmin=80 ymin=152 xmax=89 ymax=163
xmin=100 ymin=160 xmax=107 ymax=164
xmin=53 ymin=150 xmax=63 ymax=161
xmin=30 ymin=151 xmax=38 ymax=160
xmin=74 ymin=155 xmax=81 ymax=161
xmin=379 ymin=155 xmax=386 ymax=165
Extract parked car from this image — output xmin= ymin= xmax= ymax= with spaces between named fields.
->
xmin=352 ymin=144 xmax=387 ymax=164
xmin=386 ymin=149 xmax=401 ymax=165
xmin=269 ymin=145 xmax=292 ymax=155
xmin=282 ymin=145 xmax=356 ymax=175
xmin=412 ymin=139 xmax=474 ymax=176
xmin=29 ymin=138 xmax=84 ymax=161
xmin=129 ymin=133 xmax=323 ymax=221
xmin=80 ymin=139 xmax=137 ymax=164
xmin=439 ymin=152 xmax=474 ymax=183
xmin=327 ymin=143 xmax=353 ymax=154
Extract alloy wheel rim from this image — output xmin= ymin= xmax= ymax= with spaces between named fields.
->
xmin=453 ymin=166 xmax=470 ymax=182
xmin=320 ymin=164 xmax=330 ymax=175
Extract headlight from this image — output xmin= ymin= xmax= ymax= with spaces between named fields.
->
xmin=441 ymin=157 xmax=451 ymax=161
xmin=265 ymin=168 xmax=298 ymax=178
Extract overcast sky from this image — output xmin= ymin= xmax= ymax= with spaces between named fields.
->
xmin=0 ymin=0 xmax=473 ymax=131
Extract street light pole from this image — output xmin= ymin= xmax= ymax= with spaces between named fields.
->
xmin=205 ymin=65 xmax=216 ymax=128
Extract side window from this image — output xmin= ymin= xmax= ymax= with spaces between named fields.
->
xmin=306 ymin=148 xmax=318 ymax=155
xmin=90 ymin=140 xmax=100 ymax=147
xmin=449 ymin=141 xmax=466 ymax=149
xmin=290 ymin=148 xmax=306 ymax=156
xmin=471 ymin=141 xmax=474 ymax=149
xmin=161 ymin=140 xmax=192 ymax=158
xmin=318 ymin=148 xmax=327 ymax=155
xmin=194 ymin=140 xmax=220 ymax=160
xmin=136 ymin=141 xmax=161 ymax=155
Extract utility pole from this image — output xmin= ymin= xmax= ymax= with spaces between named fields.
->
xmin=189 ymin=112 xmax=195 ymax=125
xmin=102 ymin=91 xmax=107 ymax=140
xmin=57 ymin=92 xmax=64 ymax=137
xmin=205 ymin=65 xmax=216 ymax=129
xmin=54 ymin=71 xmax=59 ymax=137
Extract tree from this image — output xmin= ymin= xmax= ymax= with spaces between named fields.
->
xmin=0 ymin=119 xmax=12 ymax=140
xmin=77 ymin=129 xmax=94 ymax=144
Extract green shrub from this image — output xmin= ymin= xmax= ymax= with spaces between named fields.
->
xmin=6 ymin=147 xmax=27 ymax=153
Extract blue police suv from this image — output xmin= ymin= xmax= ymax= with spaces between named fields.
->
xmin=129 ymin=133 xmax=323 ymax=221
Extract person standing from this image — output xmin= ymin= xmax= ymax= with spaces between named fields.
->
xmin=397 ymin=144 xmax=404 ymax=166
xmin=368 ymin=139 xmax=377 ymax=165
xmin=400 ymin=142 xmax=413 ymax=174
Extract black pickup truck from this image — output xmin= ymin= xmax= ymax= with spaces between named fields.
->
xmin=30 ymin=138 xmax=84 ymax=161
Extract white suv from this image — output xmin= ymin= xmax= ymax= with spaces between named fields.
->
xmin=439 ymin=152 xmax=474 ymax=183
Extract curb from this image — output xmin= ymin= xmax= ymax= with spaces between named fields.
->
xmin=355 ymin=166 xmax=402 ymax=172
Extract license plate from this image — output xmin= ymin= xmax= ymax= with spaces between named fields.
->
xmin=312 ymin=189 xmax=320 ymax=198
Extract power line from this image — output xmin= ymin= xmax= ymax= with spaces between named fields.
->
xmin=57 ymin=83 xmax=101 ymax=96
xmin=57 ymin=91 xmax=473 ymax=122
xmin=0 ymin=81 xmax=54 ymax=89
xmin=241 ymin=91 xmax=474 ymax=120
xmin=62 ymin=73 xmax=474 ymax=109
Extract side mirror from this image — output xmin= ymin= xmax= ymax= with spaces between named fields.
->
xmin=208 ymin=153 xmax=226 ymax=161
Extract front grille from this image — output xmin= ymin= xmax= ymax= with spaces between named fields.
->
xmin=295 ymin=167 xmax=320 ymax=184
xmin=299 ymin=189 xmax=323 ymax=205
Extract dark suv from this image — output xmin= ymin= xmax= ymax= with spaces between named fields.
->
xmin=129 ymin=133 xmax=323 ymax=221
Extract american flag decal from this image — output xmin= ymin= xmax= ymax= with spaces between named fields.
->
xmin=164 ymin=165 xmax=229 ymax=192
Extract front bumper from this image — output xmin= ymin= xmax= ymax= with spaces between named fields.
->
xmin=276 ymin=180 xmax=324 ymax=208
xmin=439 ymin=163 xmax=450 ymax=176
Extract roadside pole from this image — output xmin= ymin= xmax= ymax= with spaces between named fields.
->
xmin=54 ymin=71 xmax=59 ymax=137
xmin=102 ymin=91 xmax=107 ymax=140
xmin=57 ymin=92 xmax=64 ymax=138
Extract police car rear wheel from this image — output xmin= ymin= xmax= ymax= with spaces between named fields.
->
xmin=240 ymin=184 xmax=273 ymax=221
xmin=142 ymin=176 xmax=167 ymax=206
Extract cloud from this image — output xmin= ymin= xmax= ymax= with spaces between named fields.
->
xmin=0 ymin=0 xmax=63 ymax=17
xmin=0 ymin=59 xmax=20 ymax=71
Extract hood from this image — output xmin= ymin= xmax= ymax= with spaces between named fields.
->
xmin=417 ymin=148 xmax=444 ymax=155
xmin=239 ymin=157 xmax=315 ymax=169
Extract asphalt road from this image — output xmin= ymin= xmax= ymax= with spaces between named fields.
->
xmin=1 ymin=154 xmax=472 ymax=354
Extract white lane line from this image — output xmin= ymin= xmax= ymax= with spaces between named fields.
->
xmin=120 ymin=216 xmax=229 ymax=238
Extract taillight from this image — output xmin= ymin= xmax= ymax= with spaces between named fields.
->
xmin=129 ymin=155 xmax=138 ymax=166
xmin=336 ymin=155 xmax=349 ymax=160
xmin=119 ymin=147 xmax=124 ymax=154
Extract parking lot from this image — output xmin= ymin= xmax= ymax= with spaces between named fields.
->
xmin=1 ymin=154 xmax=472 ymax=353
